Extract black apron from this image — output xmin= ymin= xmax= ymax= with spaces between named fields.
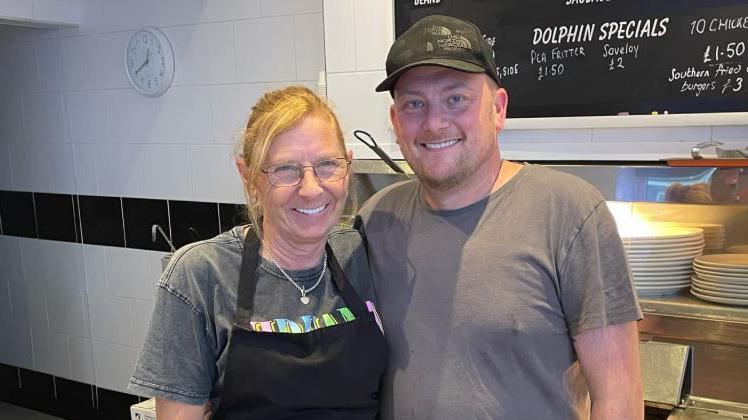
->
xmin=211 ymin=230 xmax=387 ymax=420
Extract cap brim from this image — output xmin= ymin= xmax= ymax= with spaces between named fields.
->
xmin=375 ymin=58 xmax=486 ymax=92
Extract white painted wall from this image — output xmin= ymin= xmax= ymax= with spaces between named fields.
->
xmin=0 ymin=0 xmax=326 ymax=394
xmin=322 ymin=0 xmax=748 ymax=161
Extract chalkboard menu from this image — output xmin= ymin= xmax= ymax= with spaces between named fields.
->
xmin=395 ymin=0 xmax=748 ymax=118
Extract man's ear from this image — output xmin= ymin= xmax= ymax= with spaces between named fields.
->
xmin=389 ymin=104 xmax=401 ymax=145
xmin=493 ymin=87 xmax=509 ymax=132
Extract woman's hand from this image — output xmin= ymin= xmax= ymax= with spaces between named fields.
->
xmin=155 ymin=397 xmax=211 ymax=420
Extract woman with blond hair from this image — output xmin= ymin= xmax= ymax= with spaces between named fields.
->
xmin=129 ymin=86 xmax=387 ymax=419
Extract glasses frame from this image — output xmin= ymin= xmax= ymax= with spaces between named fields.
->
xmin=261 ymin=157 xmax=351 ymax=187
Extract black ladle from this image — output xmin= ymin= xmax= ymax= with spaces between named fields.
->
xmin=353 ymin=130 xmax=405 ymax=174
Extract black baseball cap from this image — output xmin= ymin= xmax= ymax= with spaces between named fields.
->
xmin=376 ymin=15 xmax=501 ymax=93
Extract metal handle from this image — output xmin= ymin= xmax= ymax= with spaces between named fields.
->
xmin=353 ymin=130 xmax=405 ymax=174
xmin=151 ymin=224 xmax=177 ymax=252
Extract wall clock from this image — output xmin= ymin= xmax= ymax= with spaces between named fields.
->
xmin=124 ymin=28 xmax=175 ymax=96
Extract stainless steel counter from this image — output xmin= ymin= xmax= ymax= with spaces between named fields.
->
xmin=640 ymin=290 xmax=748 ymax=324
xmin=639 ymin=290 xmax=748 ymax=405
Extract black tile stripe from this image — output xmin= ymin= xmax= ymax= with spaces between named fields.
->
xmin=74 ymin=194 xmax=82 ymax=243
xmin=34 ymin=193 xmax=78 ymax=242
xmin=0 ymin=191 xmax=37 ymax=238
xmin=78 ymin=195 xmax=126 ymax=247
xmin=17 ymin=368 xmax=55 ymax=416
xmin=166 ymin=197 xmax=174 ymax=250
xmin=31 ymin=193 xmax=39 ymax=240
xmin=120 ymin=197 xmax=127 ymax=248
xmin=0 ymin=363 xmax=21 ymax=405
xmin=219 ymin=203 xmax=248 ymax=233
xmin=55 ymin=377 xmax=96 ymax=419
xmin=96 ymin=387 xmax=139 ymax=419
xmin=122 ymin=198 xmax=171 ymax=252
xmin=168 ymin=200 xmax=221 ymax=249
xmin=0 ymin=190 xmax=245 ymax=252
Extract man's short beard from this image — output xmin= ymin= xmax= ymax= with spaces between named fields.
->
xmin=412 ymin=153 xmax=468 ymax=192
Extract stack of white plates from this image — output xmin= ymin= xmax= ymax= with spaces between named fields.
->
xmin=622 ymin=227 xmax=705 ymax=296
xmin=692 ymin=254 xmax=748 ymax=306
xmin=658 ymin=222 xmax=725 ymax=253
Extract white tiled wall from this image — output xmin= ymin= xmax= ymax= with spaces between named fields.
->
xmin=0 ymin=144 xmax=12 ymax=189
xmin=327 ymin=70 xmax=394 ymax=159
xmin=92 ymin=341 xmax=141 ymax=392
xmin=0 ymin=236 xmax=164 ymax=391
xmin=0 ymin=0 xmax=325 ymax=201
xmin=188 ymin=144 xmax=245 ymax=203
xmin=0 ymin=93 xmax=25 ymax=143
xmin=235 ymin=16 xmax=297 ymax=82
xmin=0 ymin=235 xmax=166 ymax=393
xmin=209 ymin=83 xmax=266 ymax=144
xmin=322 ymin=0 xmax=748 ymax=160
xmin=323 ymin=0 xmax=394 ymax=159
xmin=0 ymin=0 xmax=326 ymax=395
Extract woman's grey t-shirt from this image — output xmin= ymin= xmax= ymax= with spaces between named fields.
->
xmin=128 ymin=226 xmax=376 ymax=407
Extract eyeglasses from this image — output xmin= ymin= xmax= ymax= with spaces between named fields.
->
xmin=261 ymin=157 xmax=351 ymax=187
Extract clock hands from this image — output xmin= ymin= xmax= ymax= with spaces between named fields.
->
xmin=126 ymin=29 xmax=173 ymax=95
xmin=134 ymin=48 xmax=150 ymax=76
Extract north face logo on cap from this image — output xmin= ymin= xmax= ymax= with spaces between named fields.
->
xmin=425 ymin=24 xmax=451 ymax=36
xmin=436 ymin=35 xmax=471 ymax=51
xmin=425 ymin=24 xmax=472 ymax=52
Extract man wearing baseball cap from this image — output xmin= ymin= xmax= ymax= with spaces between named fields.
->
xmin=356 ymin=15 xmax=643 ymax=419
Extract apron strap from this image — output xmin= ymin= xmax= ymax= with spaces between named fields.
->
xmin=325 ymin=242 xmax=368 ymax=318
xmin=236 ymin=227 xmax=261 ymax=327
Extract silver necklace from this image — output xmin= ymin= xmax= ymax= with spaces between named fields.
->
xmin=266 ymin=252 xmax=327 ymax=305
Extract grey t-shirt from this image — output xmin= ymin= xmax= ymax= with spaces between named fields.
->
xmin=128 ymin=226 xmax=377 ymax=408
xmin=355 ymin=164 xmax=641 ymax=420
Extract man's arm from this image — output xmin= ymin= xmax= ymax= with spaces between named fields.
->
xmin=573 ymin=321 xmax=643 ymax=420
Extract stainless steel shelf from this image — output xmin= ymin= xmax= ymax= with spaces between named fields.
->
xmin=640 ymin=290 xmax=748 ymax=324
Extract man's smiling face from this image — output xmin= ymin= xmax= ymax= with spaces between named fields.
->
xmin=390 ymin=66 xmax=505 ymax=192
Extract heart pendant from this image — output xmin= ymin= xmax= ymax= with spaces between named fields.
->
xmin=300 ymin=296 xmax=310 ymax=305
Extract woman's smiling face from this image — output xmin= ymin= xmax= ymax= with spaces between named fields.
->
xmin=255 ymin=113 xmax=351 ymax=248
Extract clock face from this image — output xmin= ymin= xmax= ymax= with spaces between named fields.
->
xmin=125 ymin=29 xmax=174 ymax=96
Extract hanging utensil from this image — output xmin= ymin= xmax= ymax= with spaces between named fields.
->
xmin=152 ymin=224 xmax=177 ymax=271
xmin=151 ymin=224 xmax=176 ymax=252
xmin=353 ymin=130 xmax=405 ymax=174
